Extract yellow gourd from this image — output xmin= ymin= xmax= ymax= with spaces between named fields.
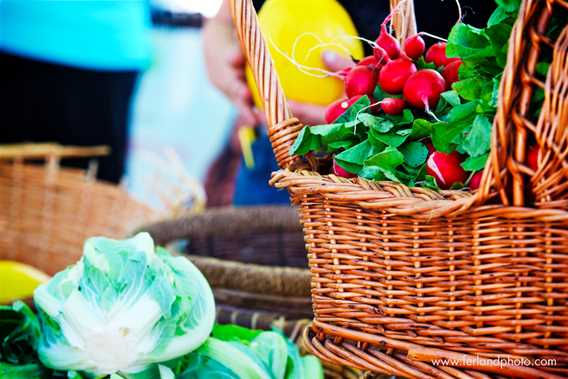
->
xmin=246 ymin=0 xmax=363 ymax=108
xmin=0 ymin=261 xmax=50 ymax=304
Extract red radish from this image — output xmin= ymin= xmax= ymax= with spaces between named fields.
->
xmin=376 ymin=24 xmax=400 ymax=59
xmin=427 ymin=151 xmax=467 ymax=189
xmin=403 ymin=69 xmax=446 ymax=110
xmin=345 ymin=66 xmax=377 ymax=98
xmin=358 ymin=55 xmax=378 ymax=67
xmin=469 ymin=171 xmax=483 ymax=190
xmin=325 ymin=95 xmax=363 ymax=123
xmin=527 ymin=145 xmax=539 ymax=171
xmin=403 ymin=34 xmax=426 ymax=60
xmin=373 ymin=46 xmax=391 ymax=66
xmin=425 ymin=141 xmax=435 ymax=155
xmin=425 ymin=42 xmax=448 ymax=67
xmin=378 ymin=58 xmax=417 ymax=94
xmin=381 ymin=98 xmax=405 ymax=115
xmin=446 ymin=57 xmax=461 ymax=65
xmin=442 ymin=59 xmax=462 ymax=88
xmin=333 ymin=160 xmax=356 ymax=178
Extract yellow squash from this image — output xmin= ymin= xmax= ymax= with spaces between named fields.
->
xmin=247 ymin=0 xmax=364 ymax=108
xmin=0 ymin=261 xmax=50 ymax=303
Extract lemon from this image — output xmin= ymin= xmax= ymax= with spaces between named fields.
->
xmin=247 ymin=0 xmax=364 ymax=108
xmin=0 ymin=261 xmax=50 ymax=303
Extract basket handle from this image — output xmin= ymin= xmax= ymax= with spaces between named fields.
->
xmin=483 ymin=0 xmax=568 ymax=207
xmin=229 ymin=0 xmax=291 ymax=128
xmin=230 ymin=0 xmax=417 ymax=169
xmin=390 ymin=0 xmax=417 ymax=42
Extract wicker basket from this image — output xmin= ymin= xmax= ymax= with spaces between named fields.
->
xmin=231 ymin=0 xmax=568 ymax=377
xmin=144 ymin=206 xmax=307 ymax=267
xmin=140 ymin=207 xmax=313 ymax=320
xmin=0 ymin=144 xmax=156 ymax=275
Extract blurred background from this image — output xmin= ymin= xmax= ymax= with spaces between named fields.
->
xmin=126 ymin=0 xmax=229 ymax=207
xmin=0 ymin=0 xmax=488 ymax=211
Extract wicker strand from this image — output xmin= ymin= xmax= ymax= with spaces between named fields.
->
xmin=389 ymin=0 xmax=417 ymax=41
xmin=532 ymin=25 xmax=568 ymax=206
xmin=229 ymin=0 xmax=290 ymax=128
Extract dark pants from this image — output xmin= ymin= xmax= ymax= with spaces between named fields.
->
xmin=0 ymin=52 xmax=139 ymax=183
xmin=233 ymin=127 xmax=290 ymax=206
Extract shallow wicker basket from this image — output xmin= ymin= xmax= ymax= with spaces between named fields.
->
xmin=144 ymin=206 xmax=307 ymax=267
xmin=231 ymin=0 xmax=568 ymax=377
xmin=140 ymin=207 xmax=313 ymax=321
xmin=0 ymin=144 xmax=156 ymax=275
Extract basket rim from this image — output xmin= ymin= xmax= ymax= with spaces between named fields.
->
xmin=139 ymin=206 xmax=302 ymax=244
xmin=270 ymin=169 xmax=568 ymax=221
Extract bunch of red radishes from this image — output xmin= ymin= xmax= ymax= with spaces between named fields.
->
xmin=328 ymin=26 xmax=462 ymax=123
xmin=324 ymin=21 xmax=482 ymax=190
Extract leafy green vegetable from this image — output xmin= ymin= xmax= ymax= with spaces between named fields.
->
xmin=365 ymin=147 xmax=405 ymax=171
xmin=462 ymin=154 xmax=490 ymax=172
xmin=301 ymin=356 xmax=324 ymax=379
xmin=0 ymin=301 xmax=40 ymax=365
xmin=335 ymin=95 xmax=370 ymax=123
xmin=177 ymin=338 xmax=270 ymax=379
xmin=33 ymin=233 xmax=216 ymax=377
xmin=0 ymin=362 xmax=44 ymax=379
xmin=289 ymin=127 xmax=322 ymax=156
xmin=178 ymin=326 xmax=323 ymax=379
xmin=401 ymin=141 xmax=429 ymax=168
xmin=212 ymin=324 xmax=262 ymax=345
xmin=447 ymin=23 xmax=494 ymax=61
xmin=463 ymin=115 xmax=492 ymax=157
xmin=250 ymin=332 xmax=288 ymax=379
xmin=335 ymin=140 xmax=375 ymax=174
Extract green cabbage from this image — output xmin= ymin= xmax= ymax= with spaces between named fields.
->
xmin=33 ymin=233 xmax=216 ymax=377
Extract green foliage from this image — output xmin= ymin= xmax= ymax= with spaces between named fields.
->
xmin=0 ymin=302 xmax=40 ymax=365
xmin=174 ymin=325 xmax=323 ymax=379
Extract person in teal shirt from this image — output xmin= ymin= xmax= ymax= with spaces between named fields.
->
xmin=0 ymin=0 xmax=153 ymax=182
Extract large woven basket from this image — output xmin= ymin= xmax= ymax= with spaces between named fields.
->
xmin=0 ymin=144 xmax=156 ymax=275
xmin=231 ymin=0 xmax=568 ymax=377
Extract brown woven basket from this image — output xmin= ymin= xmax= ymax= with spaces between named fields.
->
xmin=143 ymin=206 xmax=307 ymax=267
xmin=140 ymin=208 xmax=313 ymax=320
xmin=231 ymin=0 xmax=568 ymax=377
xmin=0 ymin=144 xmax=156 ymax=275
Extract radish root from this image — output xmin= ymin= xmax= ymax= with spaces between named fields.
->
xmin=304 ymin=35 xmax=380 ymax=61
xmin=418 ymin=32 xmax=448 ymax=43
xmin=268 ymin=36 xmax=344 ymax=79
xmin=269 ymin=33 xmax=383 ymax=80
xmin=424 ymin=102 xmax=442 ymax=122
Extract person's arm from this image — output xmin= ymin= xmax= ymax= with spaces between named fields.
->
xmin=203 ymin=0 xmax=257 ymax=125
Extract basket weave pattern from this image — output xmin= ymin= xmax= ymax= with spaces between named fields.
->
xmin=0 ymin=160 xmax=154 ymax=275
xmin=231 ymin=0 xmax=568 ymax=377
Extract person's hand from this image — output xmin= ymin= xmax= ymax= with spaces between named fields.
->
xmin=203 ymin=17 xmax=258 ymax=125
xmin=288 ymin=51 xmax=354 ymax=125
